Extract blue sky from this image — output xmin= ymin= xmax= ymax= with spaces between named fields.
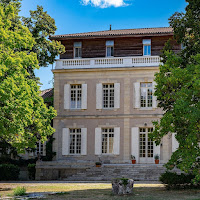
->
xmin=20 ymin=0 xmax=187 ymax=90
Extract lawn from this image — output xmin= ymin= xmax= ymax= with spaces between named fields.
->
xmin=0 ymin=182 xmax=200 ymax=200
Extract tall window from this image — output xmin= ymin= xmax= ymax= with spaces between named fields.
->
xmin=139 ymin=128 xmax=153 ymax=158
xmin=106 ymin=40 xmax=114 ymax=57
xmin=69 ymin=129 xmax=81 ymax=155
xmin=36 ymin=141 xmax=44 ymax=156
xmin=103 ymin=84 xmax=114 ymax=108
xmin=70 ymin=84 xmax=82 ymax=109
xmin=143 ymin=39 xmax=151 ymax=56
xmin=102 ymin=128 xmax=114 ymax=154
xmin=74 ymin=42 xmax=82 ymax=58
xmin=140 ymin=83 xmax=152 ymax=108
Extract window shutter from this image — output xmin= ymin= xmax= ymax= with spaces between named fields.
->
xmin=153 ymin=142 xmax=160 ymax=158
xmin=172 ymin=133 xmax=179 ymax=152
xmin=95 ymin=128 xmax=102 ymax=155
xmin=81 ymin=84 xmax=87 ymax=109
xmin=62 ymin=128 xmax=70 ymax=155
xmin=134 ymin=82 xmax=140 ymax=108
xmin=152 ymin=81 xmax=157 ymax=108
xmin=114 ymin=83 xmax=120 ymax=109
xmin=96 ymin=83 xmax=103 ymax=109
xmin=43 ymin=141 xmax=46 ymax=156
xmin=113 ymin=127 xmax=120 ymax=155
xmin=131 ymin=127 xmax=139 ymax=162
xmin=81 ymin=128 xmax=87 ymax=155
xmin=64 ymin=84 xmax=70 ymax=109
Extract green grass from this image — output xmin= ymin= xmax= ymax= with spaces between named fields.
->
xmin=0 ymin=183 xmax=200 ymax=200
xmin=13 ymin=186 xmax=26 ymax=196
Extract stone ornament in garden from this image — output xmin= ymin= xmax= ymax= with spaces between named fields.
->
xmin=112 ymin=178 xmax=134 ymax=195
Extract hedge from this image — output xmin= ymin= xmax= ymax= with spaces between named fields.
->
xmin=0 ymin=164 xmax=20 ymax=180
xmin=28 ymin=163 xmax=36 ymax=180
xmin=159 ymin=171 xmax=200 ymax=189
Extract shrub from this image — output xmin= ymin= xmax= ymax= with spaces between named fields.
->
xmin=0 ymin=164 xmax=20 ymax=180
xmin=13 ymin=187 xmax=26 ymax=196
xmin=28 ymin=163 xmax=36 ymax=180
xmin=0 ymin=157 xmax=37 ymax=167
xmin=159 ymin=171 xmax=200 ymax=189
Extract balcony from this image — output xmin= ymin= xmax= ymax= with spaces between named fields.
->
xmin=55 ymin=56 xmax=161 ymax=69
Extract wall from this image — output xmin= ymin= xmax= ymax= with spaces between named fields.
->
xmin=53 ymin=67 xmax=173 ymax=163
xmin=60 ymin=35 xmax=180 ymax=59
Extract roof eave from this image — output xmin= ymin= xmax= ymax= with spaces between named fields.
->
xmin=49 ymin=32 xmax=174 ymax=41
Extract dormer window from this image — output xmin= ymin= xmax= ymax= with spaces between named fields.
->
xmin=106 ymin=40 xmax=114 ymax=57
xmin=143 ymin=39 xmax=151 ymax=56
xmin=74 ymin=42 xmax=82 ymax=58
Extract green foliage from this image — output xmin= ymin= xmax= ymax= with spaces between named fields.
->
xmin=120 ymin=178 xmax=129 ymax=186
xmin=0 ymin=164 xmax=20 ymax=180
xmin=131 ymin=155 xmax=136 ymax=160
xmin=0 ymin=138 xmax=19 ymax=159
xmin=13 ymin=186 xmax=26 ymax=196
xmin=154 ymin=154 xmax=159 ymax=160
xmin=28 ymin=163 xmax=36 ymax=180
xmin=151 ymin=0 xmax=200 ymax=183
xmin=0 ymin=156 xmax=36 ymax=167
xmin=0 ymin=2 xmax=57 ymax=152
xmin=22 ymin=5 xmax=65 ymax=68
xmin=42 ymin=136 xmax=56 ymax=161
xmin=159 ymin=171 xmax=200 ymax=189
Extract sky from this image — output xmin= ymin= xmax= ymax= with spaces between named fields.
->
xmin=20 ymin=0 xmax=187 ymax=90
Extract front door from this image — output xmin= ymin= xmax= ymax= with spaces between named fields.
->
xmin=139 ymin=128 xmax=154 ymax=163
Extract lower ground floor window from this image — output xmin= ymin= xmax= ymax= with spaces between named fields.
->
xmin=36 ymin=141 xmax=44 ymax=156
xmin=70 ymin=128 xmax=81 ymax=154
xmin=102 ymin=128 xmax=114 ymax=154
xmin=139 ymin=128 xmax=153 ymax=158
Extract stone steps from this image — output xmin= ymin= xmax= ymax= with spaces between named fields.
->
xmin=64 ymin=164 xmax=166 ymax=181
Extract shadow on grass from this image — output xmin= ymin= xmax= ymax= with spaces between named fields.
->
xmin=0 ymin=188 xmax=12 ymax=191
xmin=38 ymin=187 xmax=200 ymax=200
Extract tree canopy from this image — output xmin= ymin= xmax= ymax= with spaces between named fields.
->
xmin=22 ymin=5 xmax=65 ymax=68
xmin=151 ymin=0 xmax=200 ymax=182
xmin=0 ymin=1 xmax=58 ymax=152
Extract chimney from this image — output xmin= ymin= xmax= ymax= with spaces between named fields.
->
xmin=110 ymin=25 xmax=112 ymax=31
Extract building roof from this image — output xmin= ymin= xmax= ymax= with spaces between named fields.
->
xmin=40 ymin=88 xmax=54 ymax=99
xmin=50 ymin=27 xmax=173 ymax=40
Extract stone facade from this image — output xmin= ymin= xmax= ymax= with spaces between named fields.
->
xmin=53 ymin=67 xmax=169 ymax=163
xmin=36 ymin=28 xmax=181 ymax=180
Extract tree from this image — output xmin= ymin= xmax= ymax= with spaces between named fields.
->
xmin=151 ymin=0 xmax=200 ymax=183
xmin=0 ymin=2 xmax=57 ymax=152
xmin=22 ymin=5 xmax=65 ymax=71
xmin=0 ymin=0 xmax=65 ymax=78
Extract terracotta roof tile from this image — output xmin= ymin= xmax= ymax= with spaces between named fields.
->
xmin=40 ymin=88 xmax=53 ymax=99
xmin=50 ymin=27 xmax=173 ymax=39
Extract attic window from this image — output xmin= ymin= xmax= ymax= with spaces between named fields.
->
xmin=143 ymin=39 xmax=151 ymax=56
xmin=74 ymin=42 xmax=82 ymax=58
xmin=106 ymin=40 xmax=114 ymax=57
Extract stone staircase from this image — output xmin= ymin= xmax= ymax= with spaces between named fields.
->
xmin=64 ymin=164 xmax=166 ymax=181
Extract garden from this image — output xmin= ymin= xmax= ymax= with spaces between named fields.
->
xmin=1 ymin=182 xmax=200 ymax=200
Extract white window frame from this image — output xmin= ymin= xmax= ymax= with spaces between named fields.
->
xmin=70 ymin=84 xmax=82 ymax=109
xmin=106 ymin=40 xmax=114 ymax=57
xmin=102 ymin=83 xmax=115 ymax=109
xmin=139 ymin=127 xmax=154 ymax=158
xmin=143 ymin=39 xmax=151 ymax=56
xmin=74 ymin=42 xmax=82 ymax=58
xmin=101 ymin=128 xmax=114 ymax=154
xmin=140 ymin=82 xmax=153 ymax=108
xmin=69 ymin=128 xmax=82 ymax=155
xmin=36 ymin=141 xmax=45 ymax=156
